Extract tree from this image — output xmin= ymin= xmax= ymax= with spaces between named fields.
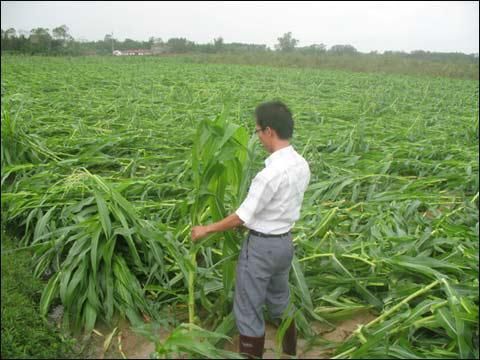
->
xmin=51 ymin=25 xmax=73 ymax=53
xmin=149 ymin=37 xmax=163 ymax=46
xmin=213 ymin=37 xmax=224 ymax=52
xmin=150 ymin=37 xmax=167 ymax=54
xmin=298 ymin=43 xmax=327 ymax=54
xmin=29 ymin=27 xmax=52 ymax=53
xmin=329 ymin=44 xmax=358 ymax=55
xmin=52 ymin=25 xmax=71 ymax=42
xmin=122 ymin=38 xmax=141 ymax=50
xmin=2 ymin=28 xmax=16 ymax=50
xmin=275 ymin=32 xmax=298 ymax=52
xmin=4 ymin=28 xmax=17 ymax=39
xmin=310 ymin=43 xmax=327 ymax=52
xmin=167 ymin=38 xmax=195 ymax=53
xmin=104 ymin=33 xmax=115 ymax=53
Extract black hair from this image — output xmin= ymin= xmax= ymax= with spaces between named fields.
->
xmin=255 ymin=101 xmax=294 ymax=139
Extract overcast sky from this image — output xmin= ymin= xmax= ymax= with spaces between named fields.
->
xmin=2 ymin=1 xmax=479 ymax=53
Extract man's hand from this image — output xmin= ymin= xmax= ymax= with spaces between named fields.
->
xmin=191 ymin=225 xmax=210 ymax=242
xmin=190 ymin=214 xmax=244 ymax=242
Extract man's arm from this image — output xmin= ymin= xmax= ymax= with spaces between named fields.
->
xmin=191 ymin=213 xmax=244 ymax=241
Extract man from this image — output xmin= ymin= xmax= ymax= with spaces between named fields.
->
xmin=191 ymin=101 xmax=310 ymax=358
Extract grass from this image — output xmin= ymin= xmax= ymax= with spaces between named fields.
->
xmin=1 ymin=230 xmax=80 ymax=358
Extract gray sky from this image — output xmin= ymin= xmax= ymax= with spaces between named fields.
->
xmin=2 ymin=1 xmax=479 ymax=53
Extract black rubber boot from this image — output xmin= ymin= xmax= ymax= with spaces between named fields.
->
xmin=239 ymin=333 xmax=265 ymax=359
xmin=282 ymin=319 xmax=297 ymax=356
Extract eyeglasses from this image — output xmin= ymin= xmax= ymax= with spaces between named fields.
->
xmin=254 ymin=128 xmax=264 ymax=135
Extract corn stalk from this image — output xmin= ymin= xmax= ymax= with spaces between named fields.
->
xmin=188 ymin=107 xmax=252 ymax=325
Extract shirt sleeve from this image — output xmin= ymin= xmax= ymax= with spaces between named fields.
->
xmin=235 ymin=173 xmax=275 ymax=226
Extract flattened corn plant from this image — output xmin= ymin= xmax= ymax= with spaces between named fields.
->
xmin=18 ymin=169 xmax=161 ymax=332
xmin=1 ymin=55 xmax=478 ymax=358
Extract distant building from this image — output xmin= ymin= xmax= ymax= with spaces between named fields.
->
xmin=112 ymin=49 xmax=153 ymax=56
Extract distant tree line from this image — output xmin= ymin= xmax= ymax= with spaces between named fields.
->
xmin=1 ymin=26 xmax=478 ymax=79
xmin=0 ymin=26 xmax=270 ymax=55
xmin=2 ymin=26 xmax=478 ymax=65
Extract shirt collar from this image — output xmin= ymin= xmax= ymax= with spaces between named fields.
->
xmin=265 ymin=145 xmax=293 ymax=167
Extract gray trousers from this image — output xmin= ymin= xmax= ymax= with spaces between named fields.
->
xmin=233 ymin=231 xmax=294 ymax=337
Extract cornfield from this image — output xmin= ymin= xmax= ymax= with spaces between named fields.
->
xmin=1 ymin=55 xmax=478 ymax=358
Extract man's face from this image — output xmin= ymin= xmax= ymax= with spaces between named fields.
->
xmin=255 ymin=124 xmax=273 ymax=153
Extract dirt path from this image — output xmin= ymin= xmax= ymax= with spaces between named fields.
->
xmin=83 ymin=311 xmax=375 ymax=359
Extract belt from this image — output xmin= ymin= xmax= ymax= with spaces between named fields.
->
xmin=249 ymin=229 xmax=291 ymax=238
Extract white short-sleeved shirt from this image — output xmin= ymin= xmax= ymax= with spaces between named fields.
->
xmin=235 ymin=145 xmax=310 ymax=234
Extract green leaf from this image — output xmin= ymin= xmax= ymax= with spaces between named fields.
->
xmin=94 ymin=190 xmax=112 ymax=239
xmin=40 ymin=271 xmax=60 ymax=317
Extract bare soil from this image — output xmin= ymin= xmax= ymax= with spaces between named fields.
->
xmin=82 ymin=311 xmax=376 ymax=359
xmin=224 ymin=311 xmax=376 ymax=359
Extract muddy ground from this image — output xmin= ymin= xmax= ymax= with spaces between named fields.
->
xmin=79 ymin=311 xmax=375 ymax=359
